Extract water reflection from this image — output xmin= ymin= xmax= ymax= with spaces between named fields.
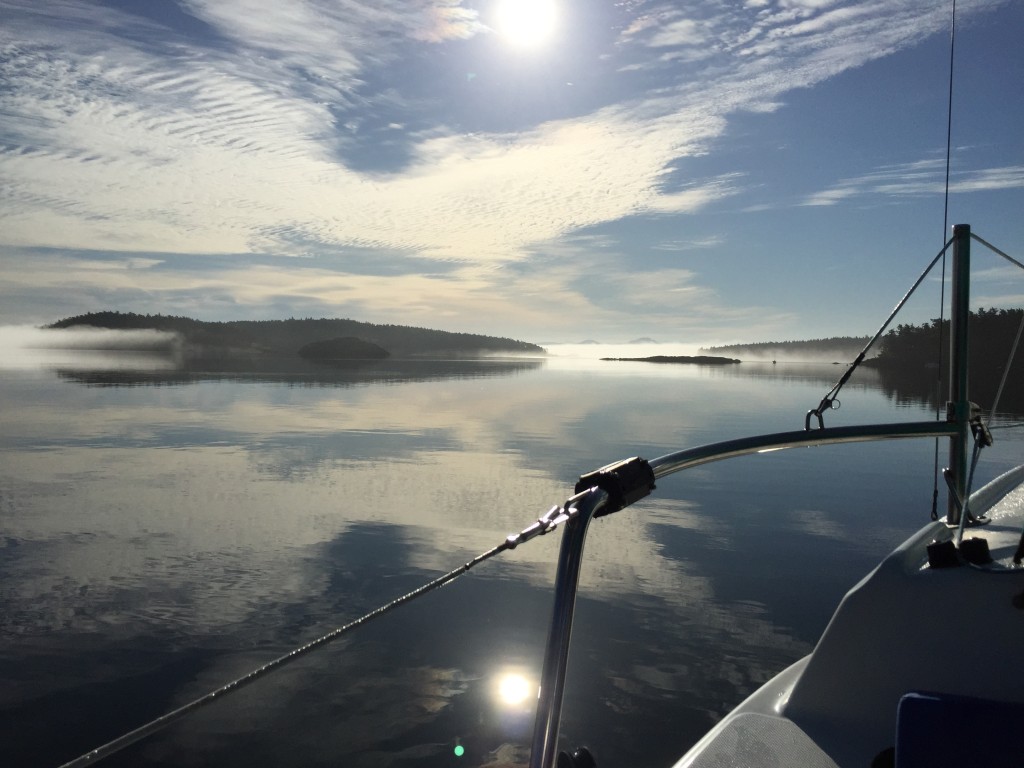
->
xmin=1 ymin=358 xmax=1022 ymax=767
xmin=53 ymin=357 xmax=544 ymax=387
xmin=495 ymin=672 xmax=533 ymax=707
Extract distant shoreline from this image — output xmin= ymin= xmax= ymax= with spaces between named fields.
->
xmin=45 ymin=311 xmax=545 ymax=359
xmin=600 ymin=355 xmax=740 ymax=365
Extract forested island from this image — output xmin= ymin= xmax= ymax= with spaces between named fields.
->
xmin=866 ymin=309 xmax=1022 ymax=371
xmin=700 ymin=336 xmax=870 ymax=362
xmin=699 ymin=310 xmax=1023 ymax=412
xmin=39 ymin=309 xmax=1022 ymax=411
xmin=864 ymin=308 xmax=1024 ymax=412
xmin=46 ymin=311 xmax=545 ymax=360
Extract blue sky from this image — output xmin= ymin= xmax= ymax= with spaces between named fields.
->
xmin=2 ymin=0 xmax=1022 ymax=345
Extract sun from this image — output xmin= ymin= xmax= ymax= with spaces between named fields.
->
xmin=496 ymin=672 xmax=533 ymax=705
xmin=494 ymin=0 xmax=558 ymax=47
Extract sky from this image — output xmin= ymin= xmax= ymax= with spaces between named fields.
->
xmin=2 ymin=0 xmax=1023 ymax=346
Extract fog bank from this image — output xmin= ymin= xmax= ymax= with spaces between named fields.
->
xmin=0 ymin=326 xmax=179 ymax=371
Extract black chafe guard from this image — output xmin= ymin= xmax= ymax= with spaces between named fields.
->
xmin=575 ymin=456 xmax=655 ymax=517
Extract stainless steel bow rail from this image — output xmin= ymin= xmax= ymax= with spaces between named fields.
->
xmin=57 ymin=225 xmax=1021 ymax=768
xmin=60 ymin=424 xmax=957 ymax=768
xmin=529 ymin=224 xmax=1024 ymax=768
xmin=527 ymin=421 xmax=960 ymax=768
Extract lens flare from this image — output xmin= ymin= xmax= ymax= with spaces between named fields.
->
xmin=497 ymin=672 xmax=532 ymax=705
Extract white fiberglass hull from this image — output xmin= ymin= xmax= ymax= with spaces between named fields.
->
xmin=674 ymin=465 xmax=1024 ymax=768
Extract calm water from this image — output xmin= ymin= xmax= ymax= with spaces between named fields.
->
xmin=2 ymin=354 xmax=1022 ymax=768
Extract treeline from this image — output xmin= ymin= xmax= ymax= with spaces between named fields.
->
xmin=873 ymin=308 xmax=1023 ymax=370
xmin=866 ymin=308 xmax=1024 ymax=414
xmin=47 ymin=311 xmax=545 ymax=357
xmin=700 ymin=336 xmax=870 ymax=361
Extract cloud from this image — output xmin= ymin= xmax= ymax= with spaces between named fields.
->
xmin=0 ymin=237 xmax=797 ymax=342
xmin=648 ymin=19 xmax=705 ymax=48
xmin=801 ymin=161 xmax=1024 ymax=206
xmin=4 ymin=0 xmax=995 ymax=259
xmin=0 ymin=0 xmax=1016 ymax=339
xmin=409 ymin=1 xmax=484 ymax=43
xmin=178 ymin=0 xmax=480 ymax=79
xmin=650 ymin=236 xmax=725 ymax=252
xmin=1 ymin=23 xmax=735 ymax=262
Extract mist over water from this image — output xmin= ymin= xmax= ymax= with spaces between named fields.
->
xmin=543 ymin=342 xmax=706 ymax=362
xmin=0 ymin=326 xmax=180 ymax=371
xmin=706 ymin=348 xmax=872 ymax=364
xmin=543 ymin=342 xmax=865 ymax=365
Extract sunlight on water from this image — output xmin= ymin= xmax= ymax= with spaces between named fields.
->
xmin=495 ymin=671 xmax=534 ymax=707
xmin=1 ymin=358 xmax=1021 ymax=768
xmin=543 ymin=341 xmax=706 ymax=363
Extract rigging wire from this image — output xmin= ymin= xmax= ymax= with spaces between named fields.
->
xmin=56 ymin=501 xmax=579 ymax=768
xmin=930 ymin=0 xmax=958 ymax=520
xmin=805 ymin=240 xmax=951 ymax=430
xmin=988 ymin=309 xmax=1024 ymax=425
xmin=955 ymin=436 xmax=986 ymax=546
xmin=942 ymin=0 xmax=957 ymax=238
xmin=970 ymin=234 xmax=1024 ymax=426
xmin=972 ymin=232 xmax=1024 ymax=272
xmin=990 ymin=422 xmax=1024 ymax=432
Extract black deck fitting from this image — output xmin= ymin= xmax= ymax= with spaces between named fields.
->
xmin=575 ymin=456 xmax=655 ymax=517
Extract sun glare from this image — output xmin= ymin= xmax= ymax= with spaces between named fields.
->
xmin=496 ymin=672 xmax=533 ymax=705
xmin=494 ymin=0 xmax=558 ymax=47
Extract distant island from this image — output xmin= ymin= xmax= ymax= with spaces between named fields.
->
xmin=45 ymin=311 xmax=545 ymax=361
xmin=696 ymin=310 xmax=1024 ymax=412
xmin=699 ymin=336 xmax=870 ymax=362
xmin=601 ymin=355 xmax=740 ymax=365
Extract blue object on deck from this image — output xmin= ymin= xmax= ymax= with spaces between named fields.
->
xmin=896 ymin=691 xmax=1024 ymax=768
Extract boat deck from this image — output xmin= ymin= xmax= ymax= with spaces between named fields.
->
xmin=674 ymin=466 xmax=1024 ymax=768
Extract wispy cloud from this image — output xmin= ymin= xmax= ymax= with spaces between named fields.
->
xmin=802 ymin=161 xmax=1024 ymax=206
xmin=1 ymin=35 xmax=735 ymax=261
xmin=3 ymin=0 xmax=992 ymax=257
xmin=1 ymin=238 xmax=797 ymax=341
xmin=0 ymin=0 xmax=1017 ymax=338
xmin=651 ymin=236 xmax=725 ymax=252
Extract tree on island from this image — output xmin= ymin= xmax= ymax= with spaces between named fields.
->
xmin=700 ymin=336 xmax=870 ymax=361
xmin=866 ymin=308 xmax=1024 ymax=413
xmin=873 ymin=308 xmax=1023 ymax=373
xmin=46 ymin=311 xmax=545 ymax=358
xmin=298 ymin=337 xmax=389 ymax=361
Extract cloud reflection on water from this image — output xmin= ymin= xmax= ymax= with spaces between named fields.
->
xmin=4 ymin=356 xmax=1016 ymax=766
